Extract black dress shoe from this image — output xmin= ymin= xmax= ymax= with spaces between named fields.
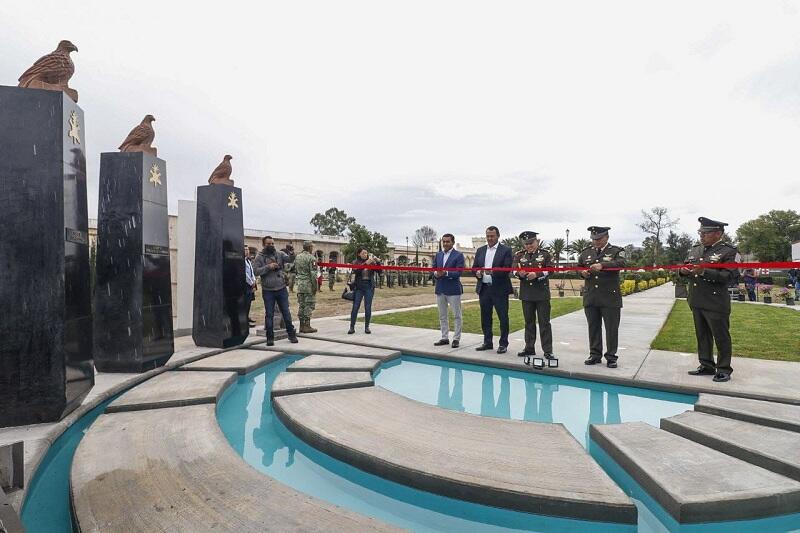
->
xmin=517 ymin=350 xmax=535 ymax=358
xmin=434 ymin=339 xmax=450 ymax=346
xmin=584 ymin=357 xmax=602 ymax=365
xmin=606 ymin=361 xmax=618 ymax=368
xmin=688 ymin=366 xmax=716 ymax=376
xmin=712 ymin=372 xmax=731 ymax=382
xmin=451 ymin=340 xmax=459 ymax=348
xmin=288 ymin=335 xmax=299 ymax=344
xmin=497 ymin=346 xmax=507 ymax=354
xmin=475 ymin=344 xmax=493 ymax=351
xmin=543 ymin=353 xmax=555 ymax=360
xmin=266 ymin=339 xmax=274 ymax=346
xmin=365 ymin=327 xmax=371 ymax=334
xmin=347 ymin=328 xmax=355 ymax=334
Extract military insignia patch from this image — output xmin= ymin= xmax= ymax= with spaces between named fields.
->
xmin=618 ymin=250 xmax=625 ymax=258
xmin=603 ymin=255 xmax=612 ymax=262
xmin=709 ymin=253 xmax=721 ymax=262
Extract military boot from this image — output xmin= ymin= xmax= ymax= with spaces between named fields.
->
xmin=305 ymin=319 xmax=318 ymax=333
xmin=298 ymin=319 xmax=311 ymax=333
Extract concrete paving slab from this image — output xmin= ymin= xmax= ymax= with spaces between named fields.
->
xmin=106 ymin=371 xmax=237 ymax=413
xmin=286 ymin=355 xmax=381 ymax=373
xmin=71 ymin=405 xmax=397 ymax=532
xmin=246 ymin=338 xmax=399 ymax=360
xmin=661 ymin=410 xmax=800 ymax=481
xmin=695 ymin=393 xmax=800 ymax=432
xmin=636 ymin=350 xmax=800 ymax=405
xmin=590 ymin=421 xmax=800 ymax=523
xmin=274 ymin=386 xmax=637 ymax=524
xmin=272 ymin=372 xmax=374 ymax=397
xmin=180 ymin=349 xmax=285 ymax=375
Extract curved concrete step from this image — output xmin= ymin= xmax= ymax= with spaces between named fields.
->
xmin=272 ymin=372 xmax=374 ymax=397
xmin=695 ymin=393 xmax=800 ymax=433
xmin=590 ymin=421 xmax=800 ymax=523
xmin=286 ymin=355 xmax=380 ymax=373
xmin=246 ymin=340 xmax=400 ymax=360
xmin=181 ymin=349 xmax=284 ymax=374
xmin=661 ymin=411 xmax=800 ymax=482
xmin=274 ymin=386 xmax=637 ymax=524
xmin=106 ymin=371 xmax=237 ymax=413
xmin=70 ymin=404 xmax=398 ymax=532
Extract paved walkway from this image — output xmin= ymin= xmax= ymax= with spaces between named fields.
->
xmin=301 ymin=283 xmax=800 ymax=404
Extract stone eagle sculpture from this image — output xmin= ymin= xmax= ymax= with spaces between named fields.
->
xmin=119 ymin=115 xmax=157 ymax=155
xmin=18 ymin=40 xmax=79 ymax=102
xmin=208 ymin=155 xmax=234 ymax=185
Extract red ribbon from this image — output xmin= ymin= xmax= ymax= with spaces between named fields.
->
xmin=318 ymin=261 xmax=800 ymax=273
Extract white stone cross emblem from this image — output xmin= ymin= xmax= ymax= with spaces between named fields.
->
xmin=227 ymin=192 xmax=239 ymax=209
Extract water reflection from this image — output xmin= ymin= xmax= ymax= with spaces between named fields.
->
xmin=437 ymin=367 xmax=464 ymax=412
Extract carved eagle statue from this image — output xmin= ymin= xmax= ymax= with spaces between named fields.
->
xmin=208 ymin=155 xmax=234 ymax=185
xmin=18 ymin=40 xmax=79 ymax=102
xmin=119 ymin=115 xmax=156 ymax=155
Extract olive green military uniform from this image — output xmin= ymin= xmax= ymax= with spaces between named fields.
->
xmin=513 ymin=244 xmax=554 ymax=356
xmin=327 ymin=266 xmax=337 ymax=291
xmin=680 ymin=218 xmax=740 ymax=376
xmin=578 ymin=228 xmax=626 ymax=364
xmin=294 ymin=246 xmax=317 ymax=332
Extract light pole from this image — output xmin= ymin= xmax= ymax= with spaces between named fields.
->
xmin=405 ymin=236 xmax=408 ymax=265
xmin=565 ymin=228 xmax=570 ymax=264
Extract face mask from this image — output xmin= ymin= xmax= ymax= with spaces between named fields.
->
xmin=265 ymin=245 xmax=276 ymax=254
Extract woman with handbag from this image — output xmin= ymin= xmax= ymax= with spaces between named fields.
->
xmin=348 ymin=246 xmax=380 ymax=334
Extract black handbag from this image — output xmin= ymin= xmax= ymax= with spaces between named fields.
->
xmin=342 ymin=286 xmax=355 ymax=301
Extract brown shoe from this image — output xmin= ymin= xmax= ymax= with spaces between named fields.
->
xmin=305 ymin=319 xmax=318 ymax=333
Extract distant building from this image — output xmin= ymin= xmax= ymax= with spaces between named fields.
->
xmin=793 ymin=240 xmax=800 ymax=262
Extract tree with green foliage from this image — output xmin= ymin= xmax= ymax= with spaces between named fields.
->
xmin=736 ymin=210 xmax=800 ymax=262
xmin=550 ymin=238 xmax=566 ymax=268
xmin=309 ymin=207 xmax=356 ymax=236
xmin=568 ymin=238 xmax=591 ymax=255
xmin=663 ymin=231 xmax=695 ymax=265
xmin=501 ymin=236 xmax=521 ymax=251
xmin=342 ymin=223 xmax=390 ymax=262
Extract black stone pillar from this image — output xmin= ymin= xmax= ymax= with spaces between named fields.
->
xmin=93 ymin=152 xmax=174 ymax=372
xmin=0 ymin=86 xmax=94 ymax=427
xmin=192 ymin=184 xmax=248 ymax=347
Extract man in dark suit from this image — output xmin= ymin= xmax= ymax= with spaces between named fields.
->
xmin=473 ymin=226 xmax=514 ymax=354
xmin=432 ymin=233 xmax=465 ymax=348
xmin=578 ymin=226 xmax=626 ymax=368
xmin=679 ymin=217 xmax=740 ymax=383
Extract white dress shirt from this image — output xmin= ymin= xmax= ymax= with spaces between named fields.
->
xmin=483 ymin=244 xmax=497 ymax=284
xmin=441 ymin=249 xmax=452 ymax=277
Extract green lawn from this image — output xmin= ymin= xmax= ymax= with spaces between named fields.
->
xmin=651 ymin=300 xmax=800 ymax=362
xmin=367 ymin=298 xmax=584 ymax=336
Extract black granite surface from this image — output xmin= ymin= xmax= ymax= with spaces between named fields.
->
xmin=192 ymin=184 xmax=248 ymax=348
xmin=0 ymin=86 xmax=94 ymax=427
xmin=94 ymin=152 xmax=174 ymax=372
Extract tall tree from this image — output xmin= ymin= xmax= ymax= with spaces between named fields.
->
xmin=309 ymin=207 xmax=356 ymax=236
xmin=736 ymin=210 xmax=800 ymax=262
xmin=411 ymin=225 xmax=437 ymax=248
xmin=550 ymin=238 xmax=566 ymax=268
xmin=501 ymin=236 xmax=522 ymax=251
xmin=342 ymin=223 xmax=390 ymax=262
xmin=637 ymin=207 xmax=680 ymax=266
xmin=663 ymin=231 xmax=695 ymax=265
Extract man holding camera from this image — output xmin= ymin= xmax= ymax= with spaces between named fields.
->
xmin=253 ymin=236 xmax=298 ymax=346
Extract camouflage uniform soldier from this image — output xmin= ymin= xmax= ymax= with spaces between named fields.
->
xmin=283 ymin=244 xmax=297 ymax=292
xmin=328 ymin=266 xmax=336 ymax=292
xmin=294 ymin=241 xmax=318 ymax=333
xmin=387 ymin=261 xmax=395 ymax=288
xmin=679 ymin=217 xmax=740 ymax=383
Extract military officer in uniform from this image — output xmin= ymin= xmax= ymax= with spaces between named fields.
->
xmin=294 ymin=241 xmax=318 ymax=333
xmin=512 ymin=231 xmax=555 ymax=365
xmin=327 ymin=265 xmax=337 ymax=292
xmin=578 ymin=226 xmax=626 ymax=368
xmin=679 ymin=217 xmax=740 ymax=382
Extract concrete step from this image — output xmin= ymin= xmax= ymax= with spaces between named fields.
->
xmin=590 ymin=421 xmax=800 ymax=523
xmin=695 ymin=393 xmax=800 ymax=433
xmin=180 ymin=349 xmax=284 ymax=375
xmin=286 ymin=354 xmax=380 ymax=373
xmin=272 ymin=371 xmax=374 ymax=397
xmin=661 ymin=410 xmax=800 ymax=482
xmin=106 ymin=371 xmax=237 ymax=413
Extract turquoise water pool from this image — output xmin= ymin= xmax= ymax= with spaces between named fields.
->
xmin=373 ymin=356 xmax=695 ymax=448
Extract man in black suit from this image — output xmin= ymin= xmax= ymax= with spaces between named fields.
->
xmin=473 ymin=226 xmax=514 ymax=354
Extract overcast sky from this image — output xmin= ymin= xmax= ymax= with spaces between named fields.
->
xmin=3 ymin=0 xmax=800 ymax=248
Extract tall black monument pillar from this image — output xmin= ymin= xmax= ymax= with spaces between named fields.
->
xmin=0 ymin=86 xmax=94 ymax=427
xmin=93 ymin=152 xmax=174 ymax=372
xmin=192 ymin=184 xmax=249 ymax=347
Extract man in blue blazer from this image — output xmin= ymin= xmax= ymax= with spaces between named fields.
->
xmin=473 ymin=226 xmax=514 ymax=353
xmin=432 ymin=233 xmax=465 ymax=348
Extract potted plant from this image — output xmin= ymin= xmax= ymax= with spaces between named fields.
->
xmin=555 ymin=281 xmax=565 ymax=298
xmin=737 ymin=287 xmax=746 ymax=302
xmin=759 ymin=284 xmax=773 ymax=304
xmin=779 ymin=287 xmax=794 ymax=306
